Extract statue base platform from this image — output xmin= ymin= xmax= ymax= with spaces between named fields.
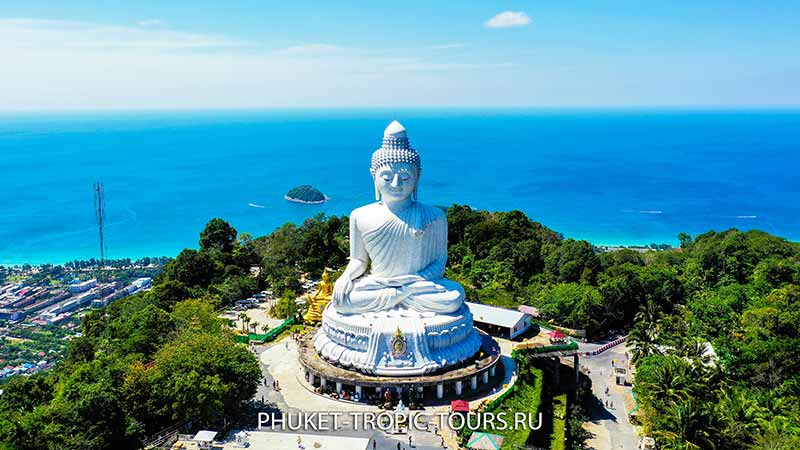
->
xmin=313 ymin=303 xmax=482 ymax=376
xmin=300 ymin=327 xmax=502 ymax=404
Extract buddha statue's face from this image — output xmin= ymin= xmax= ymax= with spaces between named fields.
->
xmin=374 ymin=162 xmax=418 ymax=203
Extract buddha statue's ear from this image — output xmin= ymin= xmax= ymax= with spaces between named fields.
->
xmin=412 ymin=170 xmax=420 ymax=200
xmin=371 ymin=169 xmax=381 ymax=201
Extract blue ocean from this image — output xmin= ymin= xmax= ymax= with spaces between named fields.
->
xmin=1 ymin=109 xmax=798 ymax=265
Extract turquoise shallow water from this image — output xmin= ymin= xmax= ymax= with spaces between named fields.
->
xmin=0 ymin=109 xmax=798 ymax=265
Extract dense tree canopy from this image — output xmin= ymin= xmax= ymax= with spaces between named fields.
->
xmin=253 ymin=213 xmax=348 ymax=293
xmin=0 ymin=218 xmax=263 ymax=450
xmin=626 ymin=231 xmax=800 ymax=449
xmin=199 ymin=218 xmax=238 ymax=254
xmin=442 ymin=207 xmax=800 ymax=448
xmin=3 ymin=210 xmax=799 ymax=450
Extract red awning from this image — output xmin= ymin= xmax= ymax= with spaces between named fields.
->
xmin=548 ymin=330 xmax=566 ymax=339
xmin=451 ymin=400 xmax=470 ymax=412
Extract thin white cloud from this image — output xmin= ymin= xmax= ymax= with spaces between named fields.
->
xmin=0 ymin=18 xmax=245 ymax=50
xmin=431 ymin=43 xmax=464 ymax=50
xmin=137 ymin=19 xmax=165 ymax=27
xmin=278 ymin=43 xmax=340 ymax=55
xmin=0 ymin=17 xmax=528 ymax=110
xmin=485 ymin=11 xmax=532 ymax=29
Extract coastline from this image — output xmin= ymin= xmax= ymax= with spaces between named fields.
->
xmin=4 ymin=234 xmax=799 ymax=267
xmin=0 ymin=240 xmax=666 ymax=267
xmin=284 ymin=195 xmax=329 ymax=205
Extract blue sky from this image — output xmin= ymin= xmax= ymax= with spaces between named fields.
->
xmin=1 ymin=1 xmax=799 ymax=109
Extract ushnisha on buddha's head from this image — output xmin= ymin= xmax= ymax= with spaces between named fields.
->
xmin=370 ymin=121 xmax=421 ymax=206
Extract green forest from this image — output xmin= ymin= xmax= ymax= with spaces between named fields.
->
xmin=443 ymin=206 xmax=800 ymax=449
xmin=2 ymin=207 xmax=799 ymax=449
xmin=0 ymin=219 xmax=265 ymax=450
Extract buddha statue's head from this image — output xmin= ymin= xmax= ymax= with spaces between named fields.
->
xmin=370 ymin=121 xmax=421 ymax=203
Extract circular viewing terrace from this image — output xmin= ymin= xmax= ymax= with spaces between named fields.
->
xmin=298 ymin=329 xmax=503 ymax=403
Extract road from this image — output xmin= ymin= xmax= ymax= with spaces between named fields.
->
xmin=575 ymin=339 xmax=640 ymax=450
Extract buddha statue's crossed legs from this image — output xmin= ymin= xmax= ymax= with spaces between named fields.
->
xmin=338 ymin=276 xmax=464 ymax=315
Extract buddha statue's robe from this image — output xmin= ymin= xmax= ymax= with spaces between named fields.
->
xmin=334 ymin=201 xmax=464 ymax=315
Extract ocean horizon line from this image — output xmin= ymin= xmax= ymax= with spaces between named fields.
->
xmin=2 ymin=105 xmax=800 ymax=116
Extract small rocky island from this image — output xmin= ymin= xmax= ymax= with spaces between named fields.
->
xmin=285 ymin=185 xmax=328 ymax=204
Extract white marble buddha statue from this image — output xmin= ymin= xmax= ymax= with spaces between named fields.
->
xmin=314 ymin=121 xmax=481 ymax=376
xmin=332 ymin=120 xmax=464 ymax=315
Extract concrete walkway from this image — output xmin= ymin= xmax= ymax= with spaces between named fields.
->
xmin=576 ymin=340 xmax=640 ymax=450
xmin=256 ymin=334 xmax=521 ymax=450
xmin=257 ymin=337 xmax=456 ymax=449
xmin=259 ymin=338 xmax=374 ymax=412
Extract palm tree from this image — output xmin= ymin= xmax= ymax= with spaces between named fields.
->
xmin=249 ymin=322 xmax=258 ymax=334
xmin=641 ymin=359 xmax=695 ymax=405
xmin=261 ymin=323 xmax=270 ymax=335
xmin=749 ymin=417 xmax=800 ymax=450
xmin=654 ymin=400 xmax=715 ymax=450
xmin=754 ymin=389 xmax=792 ymax=419
xmin=635 ymin=300 xmax=663 ymax=328
xmin=715 ymin=387 xmax=767 ymax=448
xmin=628 ymin=322 xmax=662 ymax=364
xmin=675 ymin=339 xmax=710 ymax=365
xmin=238 ymin=313 xmax=250 ymax=333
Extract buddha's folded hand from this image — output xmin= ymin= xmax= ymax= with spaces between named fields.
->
xmin=372 ymin=274 xmax=426 ymax=287
xmin=332 ymin=276 xmax=353 ymax=304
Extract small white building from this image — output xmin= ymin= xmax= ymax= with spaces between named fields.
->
xmin=467 ymin=302 xmax=532 ymax=339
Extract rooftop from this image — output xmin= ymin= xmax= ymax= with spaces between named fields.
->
xmin=467 ymin=302 xmax=527 ymax=328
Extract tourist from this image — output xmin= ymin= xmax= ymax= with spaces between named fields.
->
xmin=408 ymin=436 xmax=412 ymax=446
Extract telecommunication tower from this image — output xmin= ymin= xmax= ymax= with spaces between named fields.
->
xmin=93 ymin=181 xmax=105 ymax=272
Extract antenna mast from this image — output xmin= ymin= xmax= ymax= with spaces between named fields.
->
xmin=93 ymin=181 xmax=105 ymax=273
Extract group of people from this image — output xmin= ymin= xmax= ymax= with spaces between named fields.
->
xmin=603 ymin=386 xmax=614 ymax=409
xmin=312 ymin=384 xmax=361 ymax=402
xmin=263 ymin=377 xmax=280 ymax=391
xmin=368 ymin=421 xmax=447 ymax=449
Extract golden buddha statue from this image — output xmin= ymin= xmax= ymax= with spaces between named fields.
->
xmin=303 ymin=269 xmax=334 ymax=324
